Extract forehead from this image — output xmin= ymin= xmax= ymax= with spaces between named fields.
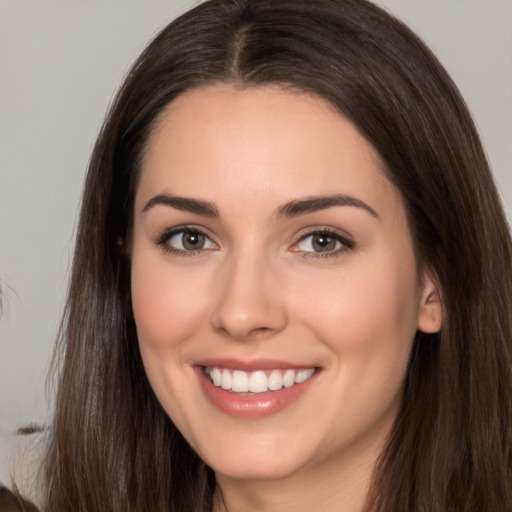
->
xmin=136 ymin=84 xmax=398 ymax=218
xmin=146 ymin=84 xmax=380 ymax=166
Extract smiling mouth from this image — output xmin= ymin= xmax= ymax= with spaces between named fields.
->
xmin=204 ymin=367 xmax=316 ymax=394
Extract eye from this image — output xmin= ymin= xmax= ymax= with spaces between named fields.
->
xmin=157 ymin=227 xmax=217 ymax=254
xmin=294 ymin=230 xmax=354 ymax=256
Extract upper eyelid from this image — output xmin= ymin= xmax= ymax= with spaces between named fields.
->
xmin=292 ymin=227 xmax=355 ymax=253
xmin=291 ymin=230 xmax=355 ymax=260
xmin=295 ymin=226 xmax=354 ymax=243
xmin=154 ymin=225 xmax=217 ymax=246
xmin=152 ymin=224 xmax=354 ymax=248
xmin=157 ymin=224 xmax=213 ymax=237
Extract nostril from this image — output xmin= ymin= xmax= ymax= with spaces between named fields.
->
xmin=213 ymin=323 xmax=276 ymax=340
xmin=251 ymin=326 xmax=274 ymax=336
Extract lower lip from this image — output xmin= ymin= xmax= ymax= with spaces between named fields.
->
xmin=195 ymin=367 xmax=319 ymax=419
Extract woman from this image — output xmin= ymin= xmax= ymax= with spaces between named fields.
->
xmin=42 ymin=0 xmax=512 ymax=510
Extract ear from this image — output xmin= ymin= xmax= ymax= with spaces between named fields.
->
xmin=417 ymin=270 xmax=443 ymax=333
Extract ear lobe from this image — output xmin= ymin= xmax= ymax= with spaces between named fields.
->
xmin=417 ymin=271 xmax=443 ymax=333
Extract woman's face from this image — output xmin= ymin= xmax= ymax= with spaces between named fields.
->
xmin=131 ymin=85 xmax=441 ymax=483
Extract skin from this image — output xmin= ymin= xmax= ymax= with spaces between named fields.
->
xmin=131 ymin=85 xmax=442 ymax=512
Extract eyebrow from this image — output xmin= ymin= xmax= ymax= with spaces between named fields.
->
xmin=276 ymin=195 xmax=379 ymax=219
xmin=142 ymin=194 xmax=219 ymax=217
xmin=142 ymin=193 xmax=378 ymax=219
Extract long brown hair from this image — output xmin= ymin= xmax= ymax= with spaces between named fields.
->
xmin=43 ymin=1 xmax=512 ymax=510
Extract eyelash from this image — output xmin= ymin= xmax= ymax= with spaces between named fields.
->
xmin=293 ymin=229 xmax=355 ymax=259
xmin=154 ymin=226 xmax=354 ymax=259
xmin=155 ymin=226 xmax=216 ymax=257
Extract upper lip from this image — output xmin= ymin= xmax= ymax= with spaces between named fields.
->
xmin=194 ymin=358 xmax=318 ymax=372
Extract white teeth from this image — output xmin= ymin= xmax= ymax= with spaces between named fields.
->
xmin=283 ymin=369 xmax=295 ymax=388
xmin=295 ymin=368 xmax=315 ymax=383
xmin=206 ymin=367 xmax=316 ymax=393
xmin=221 ymin=369 xmax=232 ymax=390
xmin=212 ymin=367 xmax=222 ymax=386
xmin=268 ymin=369 xmax=283 ymax=391
xmin=249 ymin=371 xmax=268 ymax=393
xmin=232 ymin=370 xmax=249 ymax=392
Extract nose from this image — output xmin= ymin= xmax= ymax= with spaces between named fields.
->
xmin=210 ymin=250 xmax=288 ymax=341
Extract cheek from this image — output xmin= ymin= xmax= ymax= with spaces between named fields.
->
xmin=291 ymin=255 xmax=420 ymax=358
xmin=131 ymin=257 xmax=211 ymax=353
xmin=130 ymin=256 xmax=212 ymax=426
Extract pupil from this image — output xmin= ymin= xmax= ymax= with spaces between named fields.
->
xmin=313 ymin=234 xmax=335 ymax=252
xmin=183 ymin=231 xmax=204 ymax=250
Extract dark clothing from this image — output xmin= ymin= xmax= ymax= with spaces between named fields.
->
xmin=0 ymin=486 xmax=40 ymax=512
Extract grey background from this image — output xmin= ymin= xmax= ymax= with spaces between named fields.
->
xmin=1 ymin=0 xmax=511 ymax=498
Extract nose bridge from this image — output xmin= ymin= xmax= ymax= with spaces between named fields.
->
xmin=211 ymin=244 xmax=287 ymax=340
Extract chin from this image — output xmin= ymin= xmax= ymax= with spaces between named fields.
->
xmin=195 ymin=432 xmax=313 ymax=482
xmin=210 ymin=456 xmax=303 ymax=481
